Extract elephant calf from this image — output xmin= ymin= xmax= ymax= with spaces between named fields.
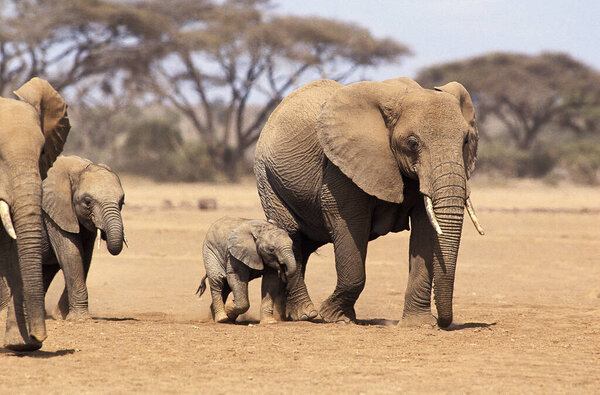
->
xmin=41 ymin=156 xmax=125 ymax=321
xmin=197 ymin=217 xmax=297 ymax=324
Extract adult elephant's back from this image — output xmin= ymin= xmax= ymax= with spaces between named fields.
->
xmin=254 ymin=79 xmax=342 ymax=241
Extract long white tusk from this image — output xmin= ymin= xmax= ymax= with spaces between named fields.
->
xmin=97 ymin=229 xmax=102 ymax=249
xmin=465 ymin=198 xmax=485 ymax=235
xmin=0 ymin=201 xmax=17 ymax=240
xmin=424 ymin=196 xmax=443 ymax=235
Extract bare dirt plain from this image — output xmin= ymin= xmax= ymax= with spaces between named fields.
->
xmin=1 ymin=177 xmax=599 ymax=393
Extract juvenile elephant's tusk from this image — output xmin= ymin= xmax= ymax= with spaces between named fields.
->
xmin=97 ymin=229 xmax=102 ymax=249
xmin=465 ymin=198 xmax=485 ymax=235
xmin=123 ymin=235 xmax=129 ymax=248
xmin=0 ymin=201 xmax=17 ymax=240
xmin=424 ymin=196 xmax=443 ymax=235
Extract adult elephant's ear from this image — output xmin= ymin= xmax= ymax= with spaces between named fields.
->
xmin=227 ymin=222 xmax=264 ymax=271
xmin=42 ymin=157 xmax=86 ymax=234
xmin=434 ymin=81 xmax=478 ymax=178
xmin=14 ymin=77 xmax=71 ymax=179
xmin=317 ymin=81 xmax=409 ymax=203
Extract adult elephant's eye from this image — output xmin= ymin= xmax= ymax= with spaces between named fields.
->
xmin=407 ymin=136 xmax=420 ymax=152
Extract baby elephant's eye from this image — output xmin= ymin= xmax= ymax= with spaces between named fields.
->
xmin=267 ymin=246 xmax=275 ymax=253
xmin=82 ymin=197 xmax=92 ymax=207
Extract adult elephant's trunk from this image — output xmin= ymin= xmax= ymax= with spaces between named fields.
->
xmin=426 ymin=163 xmax=466 ymax=328
xmin=11 ymin=165 xmax=47 ymax=343
xmin=99 ymin=202 xmax=123 ymax=256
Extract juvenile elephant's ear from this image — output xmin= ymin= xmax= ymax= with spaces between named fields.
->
xmin=227 ymin=222 xmax=264 ymax=271
xmin=434 ymin=81 xmax=479 ymax=177
xmin=317 ymin=81 xmax=411 ymax=203
xmin=42 ymin=157 xmax=87 ymax=234
xmin=14 ymin=77 xmax=71 ymax=179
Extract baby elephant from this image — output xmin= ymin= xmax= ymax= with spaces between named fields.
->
xmin=41 ymin=156 xmax=125 ymax=320
xmin=197 ymin=217 xmax=297 ymax=324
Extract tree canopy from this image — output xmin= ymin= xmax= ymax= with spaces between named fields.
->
xmin=1 ymin=0 xmax=410 ymax=179
xmin=418 ymin=52 xmax=600 ymax=149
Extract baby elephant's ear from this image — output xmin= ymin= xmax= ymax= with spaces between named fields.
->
xmin=227 ymin=222 xmax=264 ymax=270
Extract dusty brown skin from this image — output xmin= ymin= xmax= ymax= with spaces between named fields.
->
xmin=197 ymin=217 xmax=297 ymax=324
xmin=0 ymin=78 xmax=70 ymax=351
xmin=254 ymin=78 xmax=479 ymax=326
xmin=39 ymin=156 xmax=125 ymax=321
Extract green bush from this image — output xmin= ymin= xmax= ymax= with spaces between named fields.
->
xmin=561 ymin=139 xmax=600 ymax=184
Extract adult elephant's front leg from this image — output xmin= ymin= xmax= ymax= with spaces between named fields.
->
xmin=402 ymin=200 xmax=437 ymax=326
xmin=319 ymin=168 xmax=373 ymax=323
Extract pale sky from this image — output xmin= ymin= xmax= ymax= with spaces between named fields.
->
xmin=276 ymin=0 xmax=600 ymax=79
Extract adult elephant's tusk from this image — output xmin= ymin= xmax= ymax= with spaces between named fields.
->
xmin=97 ymin=228 xmax=102 ymax=249
xmin=424 ymin=196 xmax=443 ymax=235
xmin=465 ymin=198 xmax=485 ymax=235
xmin=0 ymin=200 xmax=17 ymax=240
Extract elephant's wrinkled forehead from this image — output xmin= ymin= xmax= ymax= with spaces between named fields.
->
xmin=79 ymin=166 xmax=124 ymax=198
xmin=399 ymin=92 xmax=467 ymax=131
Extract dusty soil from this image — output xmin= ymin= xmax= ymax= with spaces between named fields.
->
xmin=1 ymin=177 xmax=599 ymax=393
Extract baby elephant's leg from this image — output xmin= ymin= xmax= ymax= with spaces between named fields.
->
xmin=209 ymin=277 xmax=229 ymax=323
xmin=260 ymin=270 xmax=285 ymax=324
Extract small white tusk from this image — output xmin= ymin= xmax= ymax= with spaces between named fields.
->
xmin=123 ymin=235 xmax=128 ymax=248
xmin=424 ymin=196 xmax=443 ymax=235
xmin=0 ymin=201 xmax=17 ymax=240
xmin=465 ymin=198 xmax=485 ymax=235
xmin=97 ymin=229 xmax=102 ymax=249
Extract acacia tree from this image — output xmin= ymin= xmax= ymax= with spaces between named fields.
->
xmin=417 ymin=52 xmax=600 ymax=149
xmin=112 ymin=0 xmax=410 ymax=178
xmin=2 ymin=0 xmax=410 ymax=179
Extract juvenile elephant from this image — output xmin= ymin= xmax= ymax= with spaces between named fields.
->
xmin=40 ymin=156 xmax=125 ymax=321
xmin=0 ymin=78 xmax=70 ymax=350
xmin=197 ymin=217 xmax=297 ymax=324
xmin=254 ymin=78 xmax=484 ymax=326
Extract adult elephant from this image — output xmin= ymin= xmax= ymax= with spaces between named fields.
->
xmin=0 ymin=78 xmax=70 ymax=350
xmin=254 ymin=78 xmax=483 ymax=327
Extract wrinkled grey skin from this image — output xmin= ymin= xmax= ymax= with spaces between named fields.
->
xmin=0 ymin=78 xmax=70 ymax=351
xmin=197 ymin=217 xmax=297 ymax=324
xmin=39 ymin=156 xmax=125 ymax=321
xmin=254 ymin=78 xmax=479 ymax=326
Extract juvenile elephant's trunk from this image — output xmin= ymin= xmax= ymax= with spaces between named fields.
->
xmin=11 ymin=165 xmax=47 ymax=344
xmin=279 ymin=247 xmax=297 ymax=280
xmin=427 ymin=164 xmax=466 ymax=328
xmin=100 ymin=202 xmax=123 ymax=256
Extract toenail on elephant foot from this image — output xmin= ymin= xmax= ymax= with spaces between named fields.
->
xmin=400 ymin=313 xmax=437 ymax=328
xmin=318 ymin=302 xmax=355 ymax=323
xmin=66 ymin=310 xmax=91 ymax=322
xmin=286 ymin=301 xmax=318 ymax=321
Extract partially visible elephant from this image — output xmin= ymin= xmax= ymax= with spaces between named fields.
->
xmin=197 ymin=217 xmax=297 ymax=324
xmin=40 ymin=155 xmax=125 ymax=321
xmin=0 ymin=78 xmax=70 ymax=350
xmin=254 ymin=77 xmax=484 ymax=326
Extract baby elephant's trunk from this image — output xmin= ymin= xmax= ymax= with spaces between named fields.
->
xmin=196 ymin=274 xmax=208 ymax=297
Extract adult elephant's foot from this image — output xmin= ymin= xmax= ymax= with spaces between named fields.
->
xmin=4 ymin=326 xmax=42 ymax=352
xmin=214 ymin=310 xmax=230 ymax=323
xmin=286 ymin=299 xmax=318 ymax=321
xmin=318 ymin=297 xmax=356 ymax=323
xmin=400 ymin=312 xmax=437 ymax=328
xmin=65 ymin=309 xmax=91 ymax=322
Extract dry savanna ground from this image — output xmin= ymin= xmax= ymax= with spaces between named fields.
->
xmin=1 ymin=177 xmax=599 ymax=393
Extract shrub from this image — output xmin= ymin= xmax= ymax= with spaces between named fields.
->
xmin=561 ymin=139 xmax=600 ymax=184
